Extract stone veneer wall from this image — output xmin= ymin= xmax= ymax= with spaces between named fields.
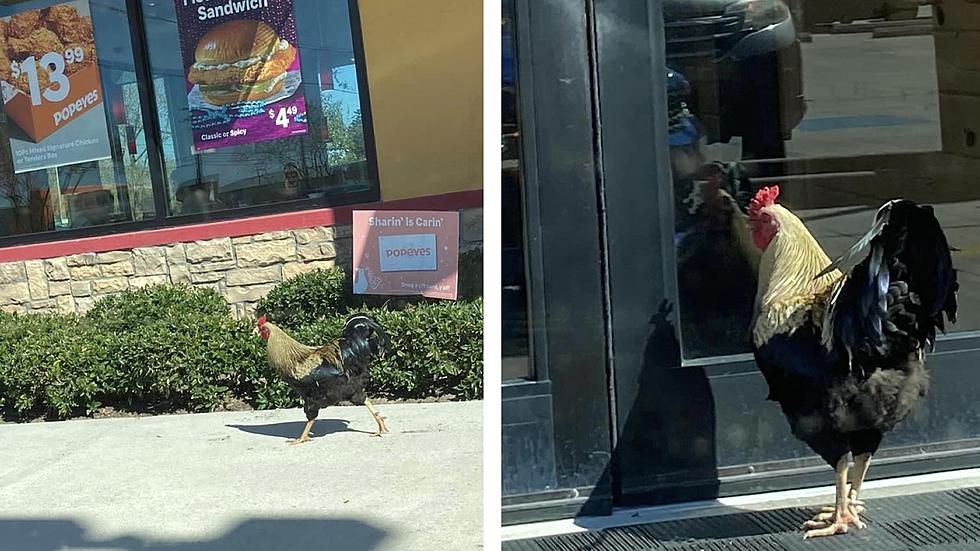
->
xmin=0 ymin=207 xmax=482 ymax=318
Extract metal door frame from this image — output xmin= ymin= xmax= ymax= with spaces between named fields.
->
xmin=501 ymin=0 xmax=614 ymax=526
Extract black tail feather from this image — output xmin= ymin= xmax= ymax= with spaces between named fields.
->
xmin=827 ymin=200 xmax=958 ymax=358
xmin=342 ymin=313 xmax=387 ymax=360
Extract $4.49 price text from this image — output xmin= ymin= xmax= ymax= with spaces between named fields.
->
xmin=269 ymin=105 xmax=298 ymax=128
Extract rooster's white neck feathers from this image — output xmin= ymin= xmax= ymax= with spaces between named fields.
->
xmin=752 ymin=204 xmax=842 ymax=347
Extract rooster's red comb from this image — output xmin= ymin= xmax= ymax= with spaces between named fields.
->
xmin=749 ymin=185 xmax=780 ymax=216
xmin=256 ymin=315 xmax=267 ymax=326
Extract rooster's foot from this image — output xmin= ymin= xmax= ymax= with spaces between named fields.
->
xmin=370 ymin=416 xmax=389 ymax=437
xmin=807 ymin=502 xmax=865 ymax=524
xmin=803 ymin=509 xmax=865 ymax=539
xmin=287 ymin=436 xmax=312 ymax=445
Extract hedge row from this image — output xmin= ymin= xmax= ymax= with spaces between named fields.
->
xmin=0 ymin=258 xmax=483 ymax=421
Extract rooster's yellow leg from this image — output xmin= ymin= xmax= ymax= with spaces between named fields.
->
xmin=804 ymin=457 xmax=865 ymax=539
xmin=847 ymin=453 xmax=872 ymax=516
xmin=364 ymin=399 xmax=388 ymax=437
xmin=288 ymin=419 xmax=315 ymax=445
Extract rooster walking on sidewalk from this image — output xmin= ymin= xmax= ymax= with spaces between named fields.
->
xmin=257 ymin=313 xmax=388 ymax=444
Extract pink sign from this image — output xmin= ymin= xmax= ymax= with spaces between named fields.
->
xmin=352 ymin=210 xmax=460 ymax=300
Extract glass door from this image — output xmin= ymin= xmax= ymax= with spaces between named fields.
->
xmin=595 ymin=0 xmax=980 ymax=508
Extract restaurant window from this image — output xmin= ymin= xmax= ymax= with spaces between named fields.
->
xmin=502 ymin=0 xmax=532 ymax=380
xmin=0 ymin=0 xmax=154 ymax=237
xmin=0 ymin=0 xmax=377 ymax=246
xmin=140 ymin=0 xmax=375 ymax=218
xmin=666 ymin=0 xmax=980 ymax=360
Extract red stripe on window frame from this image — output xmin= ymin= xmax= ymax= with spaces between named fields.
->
xmin=0 ymin=189 xmax=482 ymax=263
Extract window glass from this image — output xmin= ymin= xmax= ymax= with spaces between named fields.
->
xmin=0 ymin=0 xmax=154 ymax=236
xmin=140 ymin=0 xmax=375 ymax=218
xmin=502 ymin=0 xmax=532 ymax=380
xmin=667 ymin=2 xmax=980 ymax=359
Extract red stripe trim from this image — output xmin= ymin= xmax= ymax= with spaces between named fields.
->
xmin=0 ymin=189 xmax=482 ymax=263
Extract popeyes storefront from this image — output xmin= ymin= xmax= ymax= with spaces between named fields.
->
xmin=0 ymin=0 xmax=481 ymax=316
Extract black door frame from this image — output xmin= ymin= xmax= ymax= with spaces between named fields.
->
xmin=501 ymin=0 xmax=614 ymax=525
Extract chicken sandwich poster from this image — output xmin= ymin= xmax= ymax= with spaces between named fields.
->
xmin=1 ymin=0 xmax=112 ymax=174
xmin=352 ymin=210 xmax=460 ymax=300
xmin=174 ymin=0 xmax=308 ymax=153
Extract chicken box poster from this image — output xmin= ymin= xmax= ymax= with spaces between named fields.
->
xmin=352 ymin=210 xmax=460 ymax=300
xmin=0 ymin=0 xmax=113 ymax=174
xmin=174 ymin=0 xmax=308 ymax=153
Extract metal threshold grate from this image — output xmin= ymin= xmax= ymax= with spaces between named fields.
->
xmin=503 ymin=486 xmax=980 ymax=551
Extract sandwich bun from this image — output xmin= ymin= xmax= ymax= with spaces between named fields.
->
xmin=188 ymin=20 xmax=296 ymax=87
xmin=194 ymin=20 xmax=279 ymax=65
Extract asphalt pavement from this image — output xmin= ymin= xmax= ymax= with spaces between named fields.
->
xmin=0 ymin=401 xmax=482 ymax=551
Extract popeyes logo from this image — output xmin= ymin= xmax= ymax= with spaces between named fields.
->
xmin=385 ymin=246 xmax=432 ymax=257
xmin=379 ymin=234 xmax=437 ymax=272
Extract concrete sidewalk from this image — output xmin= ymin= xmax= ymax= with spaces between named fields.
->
xmin=0 ymin=401 xmax=482 ymax=551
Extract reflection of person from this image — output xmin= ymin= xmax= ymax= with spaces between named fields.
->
xmin=69 ymin=189 xmax=113 ymax=228
xmin=280 ymin=162 xmax=303 ymax=199
xmin=176 ymin=178 xmax=222 ymax=215
xmin=668 ymin=67 xmax=758 ymax=358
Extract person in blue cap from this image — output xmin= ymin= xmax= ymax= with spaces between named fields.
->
xmin=668 ymin=67 xmax=759 ymax=358
xmin=667 ymin=67 xmax=708 ymax=239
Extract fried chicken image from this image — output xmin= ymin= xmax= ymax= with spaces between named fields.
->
xmin=0 ymin=50 xmax=11 ymax=83
xmin=10 ymin=64 xmax=51 ymax=94
xmin=7 ymin=28 xmax=64 ymax=62
xmin=49 ymin=15 xmax=92 ymax=45
xmin=7 ymin=11 xmax=41 ymax=40
xmin=4 ymin=28 xmax=62 ymax=94
xmin=0 ymin=5 xmax=98 ymax=91
xmin=43 ymin=4 xmax=80 ymax=28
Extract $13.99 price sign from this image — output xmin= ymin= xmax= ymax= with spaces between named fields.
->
xmin=1 ymin=0 xmax=112 ymax=174
xmin=10 ymin=47 xmax=86 ymax=106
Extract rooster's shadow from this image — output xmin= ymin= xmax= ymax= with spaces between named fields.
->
xmin=226 ymin=419 xmax=372 ymax=440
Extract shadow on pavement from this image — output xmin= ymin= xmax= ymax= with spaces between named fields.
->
xmin=226 ymin=419 xmax=370 ymax=440
xmin=0 ymin=517 xmax=386 ymax=551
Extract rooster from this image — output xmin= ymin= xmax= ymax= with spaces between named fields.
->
xmin=256 ymin=313 xmax=388 ymax=444
xmin=748 ymin=185 xmax=957 ymax=538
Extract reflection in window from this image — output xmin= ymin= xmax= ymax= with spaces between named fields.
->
xmin=140 ymin=0 xmax=375 ymax=217
xmin=0 ymin=0 xmax=154 ymax=237
xmin=666 ymin=1 xmax=980 ymax=359
xmin=502 ymin=0 xmax=532 ymax=380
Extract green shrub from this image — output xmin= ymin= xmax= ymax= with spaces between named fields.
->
xmin=0 ymin=290 xmax=267 ymax=420
xmin=86 ymin=284 xmax=229 ymax=331
xmin=290 ymin=299 xmax=484 ymax=400
xmin=94 ymin=313 xmax=264 ymax=412
xmin=256 ymin=267 xmax=348 ymax=328
xmin=0 ymin=254 xmax=484 ymax=421
xmin=0 ymin=312 xmax=102 ymax=418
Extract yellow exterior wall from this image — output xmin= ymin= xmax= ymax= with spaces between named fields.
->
xmin=358 ymin=0 xmax=482 ymax=201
